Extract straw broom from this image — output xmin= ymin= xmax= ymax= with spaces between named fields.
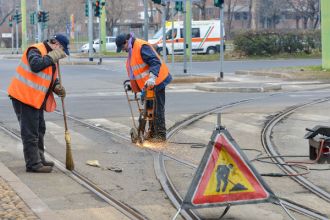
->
xmin=57 ymin=62 xmax=74 ymax=170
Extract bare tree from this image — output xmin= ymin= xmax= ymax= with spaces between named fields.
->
xmin=250 ymin=0 xmax=259 ymax=30
xmin=0 ymin=0 xmax=16 ymax=26
xmin=287 ymin=0 xmax=320 ymax=29
xmin=226 ymin=0 xmax=239 ymax=37
xmin=106 ymin=0 xmax=124 ymax=35
xmin=194 ymin=0 xmax=207 ymax=20
xmin=259 ymin=0 xmax=288 ymax=29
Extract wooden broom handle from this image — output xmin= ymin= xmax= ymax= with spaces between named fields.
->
xmin=57 ymin=62 xmax=68 ymax=131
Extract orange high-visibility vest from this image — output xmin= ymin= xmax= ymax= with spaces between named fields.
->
xmin=8 ymin=43 xmax=57 ymax=112
xmin=126 ymin=39 xmax=169 ymax=92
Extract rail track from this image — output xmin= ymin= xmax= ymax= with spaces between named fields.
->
xmin=261 ymin=97 xmax=330 ymax=203
xmin=0 ymin=95 xmax=329 ymax=219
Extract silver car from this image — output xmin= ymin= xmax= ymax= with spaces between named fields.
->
xmin=80 ymin=36 xmax=117 ymax=53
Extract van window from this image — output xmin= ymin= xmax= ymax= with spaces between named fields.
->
xmin=166 ymin=29 xmax=177 ymax=40
xmin=180 ymin=28 xmax=184 ymax=38
xmin=179 ymin=28 xmax=200 ymax=38
xmin=192 ymin=28 xmax=200 ymax=38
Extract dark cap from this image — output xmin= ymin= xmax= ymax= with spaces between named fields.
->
xmin=53 ymin=34 xmax=70 ymax=55
xmin=115 ymin=34 xmax=128 ymax=53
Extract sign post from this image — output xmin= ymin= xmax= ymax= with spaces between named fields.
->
xmin=321 ymin=0 xmax=330 ymax=69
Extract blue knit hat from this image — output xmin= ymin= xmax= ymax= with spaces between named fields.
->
xmin=53 ymin=34 xmax=70 ymax=55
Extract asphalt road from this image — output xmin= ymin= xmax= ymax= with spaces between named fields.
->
xmin=0 ymin=57 xmax=328 ymax=219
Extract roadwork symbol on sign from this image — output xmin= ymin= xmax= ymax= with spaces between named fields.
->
xmin=182 ymin=128 xmax=274 ymax=209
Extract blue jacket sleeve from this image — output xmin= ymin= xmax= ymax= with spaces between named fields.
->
xmin=27 ymin=47 xmax=54 ymax=73
xmin=140 ymin=44 xmax=161 ymax=76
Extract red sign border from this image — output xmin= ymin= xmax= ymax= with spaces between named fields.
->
xmin=191 ymin=133 xmax=270 ymax=205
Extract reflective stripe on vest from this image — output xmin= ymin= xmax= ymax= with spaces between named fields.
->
xmin=127 ymin=39 xmax=169 ymax=91
xmin=17 ymin=61 xmax=52 ymax=81
xmin=7 ymin=43 xmax=57 ymax=111
xmin=14 ymin=72 xmax=48 ymax=93
xmin=131 ymin=63 xmax=147 ymax=72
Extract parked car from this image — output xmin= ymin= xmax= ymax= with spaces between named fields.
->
xmin=80 ymin=36 xmax=117 ymax=53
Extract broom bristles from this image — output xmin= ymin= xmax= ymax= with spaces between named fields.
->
xmin=65 ymin=131 xmax=74 ymax=170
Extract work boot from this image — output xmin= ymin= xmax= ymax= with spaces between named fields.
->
xmin=150 ymin=135 xmax=166 ymax=143
xmin=42 ymin=160 xmax=55 ymax=167
xmin=40 ymin=154 xmax=55 ymax=167
xmin=26 ymin=165 xmax=52 ymax=173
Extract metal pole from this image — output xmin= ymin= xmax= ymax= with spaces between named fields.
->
xmin=162 ymin=3 xmax=167 ymax=63
xmin=189 ymin=0 xmax=192 ymax=75
xmin=98 ymin=18 xmax=102 ymax=64
xmin=216 ymin=113 xmax=221 ymax=129
xmin=143 ymin=0 xmax=149 ymax=41
xmin=220 ymin=5 xmax=224 ymax=78
xmin=183 ymin=0 xmax=187 ymax=74
xmin=321 ymin=0 xmax=330 ymax=69
xmin=11 ymin=25 xmax=14 ymax=54
xmin=185 ymin=0 xmax=192 ymax=74
xmin=171 ymin=1 xmax=174 ymax=68
xmin=37 ymin=0 xmax=42 ymax=42
xmin=16 ymin=10 xmax=19 ymax=54
xmin=100 ymin=2 xmax=106 ymax=53
xmin=21 ymin=0 xmax=27 ymax=51
xmin=88 ymin=0 xmax=93 ymax=61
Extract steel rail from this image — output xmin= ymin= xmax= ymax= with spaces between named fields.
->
xmin=0 ymin=123 xmax=148 ymax=220
xmin=261 ymin=97 xmax=330 ymax=204
xmin=44 ymin=96 xmax=330 ymax=219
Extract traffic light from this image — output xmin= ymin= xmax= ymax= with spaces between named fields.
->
xmin=14 ymin=13 xmax=22 ymax=24
xmin=175 ymin=1 xmax=183 ymax=12
xmin=214 ymin=0 xmax=224 ymax=8
xmin=152 ymin=0 xmax=162 ymax=5
xmin=94 ymin=0 xmax=101 ymax=17
xmin=85 ymin=0 xmax=89 ymax=17
xmin=8 ymin=15 xmax=13 ymax=27
xmin=43 ymin=11 xmax=49 ymax=22
xmin=37 ymin=11 xmax=42 ymax=22
xmin=30 ymin=12 xmax=35 ymax=25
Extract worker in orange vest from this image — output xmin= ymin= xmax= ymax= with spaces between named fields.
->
xmin=116 ymin=33 xmax=172 ymax=142
xmin=7 ymin=34 xmax=69 ymax=173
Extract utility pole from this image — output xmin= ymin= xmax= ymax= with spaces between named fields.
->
xmin=321 ymin=0 xmax=330 ymax=69
xmin=88 ymin=0 xmax=93 ymax=61
xmin=219 ymin=4 xmax=224 ymax=78
xmin=15 ymin=10 xmax=19 ymax=54
xmin=183 ymin=0 xmax=187 ymax=74
xmin=185 ymin=0 xmax=192 ymax=74
xmin=161 ymin=1 xmax=167 ymax=63
xmin=21 ymin=0 xmax=27 ymax=51
xmin=10 ymin=16 xmax=14 ymax=54
xmin=37 ymin=0 xmax=43 ymax=42
xmin=100 ymin=1 xmax=106 ymax=53
xmin=171 ymin=1 xmax=175 ymax=68
xmin=143 ymin=0 xmax=149 ymax=41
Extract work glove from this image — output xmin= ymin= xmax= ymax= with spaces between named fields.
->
xmin=145 ymin=73 xmax=157 ymax=88
xmin=53 ymin=84 xmax=66 ymax=98
xmin=47 ymin=49 xmax=66 ymax=64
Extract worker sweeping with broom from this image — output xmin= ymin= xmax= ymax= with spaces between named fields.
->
xmin=116 ymin=33 xmax=172 ymax=142
xmin=7 ymin=34 xmax=72 ymax=173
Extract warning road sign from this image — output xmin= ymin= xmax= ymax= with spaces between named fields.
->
xmin=183 ymin=128 xmax=274 ymax=209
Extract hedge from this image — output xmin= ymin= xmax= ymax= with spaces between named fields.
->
xmin=233 ymin=30 xmax=321 ymax=56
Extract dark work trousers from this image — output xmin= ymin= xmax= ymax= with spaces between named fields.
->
xmin=12 ymin=98 xmax=45 ymax=170
xmin=153 ymin=88 xmax=166 ymax=139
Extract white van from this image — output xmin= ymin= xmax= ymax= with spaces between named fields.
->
xmin=148 ymin=20 xmax=225 ymax=55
